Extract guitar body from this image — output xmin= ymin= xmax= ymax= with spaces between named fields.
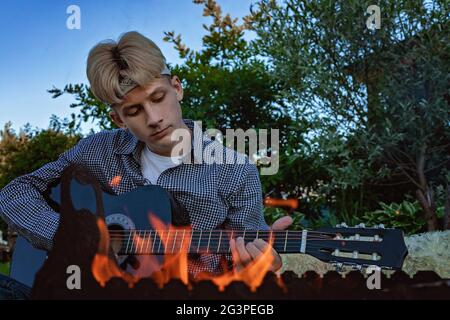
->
xmin=10 ymin=177 xmax=174 ymax=287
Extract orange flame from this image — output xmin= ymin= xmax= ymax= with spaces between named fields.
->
xmin=148 ymin=214 xmax=190 ymax=288
xmin=129 ymin=231 xmax=161 ymax=278
xmin=196 ymin=234 xmax=282 ymax=292
xmin=91 ymin=218 xmax=138 ymax=288
xmin=91 ymin=215 xmax=284 ymax=293
xmin=109 ymin=175 xmax=122 ymax=188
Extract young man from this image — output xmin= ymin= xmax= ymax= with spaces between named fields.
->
xmin=0 ymin=31 xmax=291 ymax=296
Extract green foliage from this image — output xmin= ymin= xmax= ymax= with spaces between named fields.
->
xmin=48 ymin=84 xmax=115 ymax=131
xmin=0 ymin=124 xmax=81 ymax=190
xmin=0 ymin=122 xmax=80 ymax=235
xmin=248 ymin=0 xmax=450 ymax=229
xmin=361 ymin=200 xmax=428 ymax=235
xmin=263 ymin=207 xmax=305 ymax=230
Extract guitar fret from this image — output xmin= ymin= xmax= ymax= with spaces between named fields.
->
xmin=197 ymin=230 xmax=202 ymax=254
xmin=206 ymin=231 xmax=212 ymax=253
xmin=151 ymin=230 xmax=157 ymax=254
xmin=164 ymin=230 xmax=170 ymax=254
xmin=284 ymin=230 xmax=288 ymax=252
xmin=180 ymin=229 xmax=186 ymax=253
xmin=217 ymin=230 xmax=222 ymax=253
xmin=125 ymin=231 xmax=132 ymax=254
xmin=229 ymin=231 xmax=234 ymax=253
xmin=145 ymin=230 xmax=152 ymax=254
xmin=188 ymin=230 xmax=193 ymax=253
xmin=157 ymin=230 xmax=163 ymax=254
xmin=171 ymin=230 xmax=178 ymax=254
xmin=134 ymin=231 xmax=139 ymax=254
xmin=140 ymin=230 xmax=146 ymax=254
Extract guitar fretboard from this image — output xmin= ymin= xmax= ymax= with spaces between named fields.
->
xmin=111 ymin=230 xmax=308 ymax=255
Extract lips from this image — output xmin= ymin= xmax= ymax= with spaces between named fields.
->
xmin=151 ymin=126 xmax=170 ymax=139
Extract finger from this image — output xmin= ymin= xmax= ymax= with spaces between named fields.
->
xmin=236 ymin=237 xmax=252 ymax=266
xmin=253 ymin=238 xmax=271 ymax=252
xmin=229 ymin=238 xmax=241 ymax=264
xmin=253 ymin=239 xmax=278 ymax=263
xmin=271 ymin=215 xmax=293 ymax=230
xmin=245 ymin=241 xmax=264 ymax=260
xmin=253 ymin=239 xmax=282 ymax=272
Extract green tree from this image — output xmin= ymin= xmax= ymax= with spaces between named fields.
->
xmin=0 ymin=121 xmax=81 ymax=234
xmin=247 ymin=0 xmax=450 ymax=230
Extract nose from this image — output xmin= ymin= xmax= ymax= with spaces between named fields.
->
xmin=142 ymin=103 xmax=163 ymax=128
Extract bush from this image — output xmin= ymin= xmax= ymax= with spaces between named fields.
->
xmin=361 ymin=200 xmax=431 ymax=235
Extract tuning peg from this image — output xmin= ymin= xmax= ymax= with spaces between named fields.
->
xmin=332 ymin=262 xmax=344 ymax=272
xmin=335 ymin=222 xmax=348 ymax=228
xmin=378 ymin=224 xmax=385 ymax=229
xmin=356 ymin=223 xmax=365 ymax=228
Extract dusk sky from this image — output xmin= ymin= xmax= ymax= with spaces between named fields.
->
xmin=0 ymin=0 xmax=256 ymax=133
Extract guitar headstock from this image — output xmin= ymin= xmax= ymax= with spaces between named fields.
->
xmin=306 ymin=224 xmax=408 ymax=270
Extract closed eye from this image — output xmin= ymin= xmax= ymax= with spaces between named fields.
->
xmin=125 ymin=105 xmax=142 ymax=116
xmin=152 ymin=94 xmax=165 ymax=103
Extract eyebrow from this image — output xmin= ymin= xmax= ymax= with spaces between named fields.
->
xmin=122 ymin=86 xmax=166 ymax=111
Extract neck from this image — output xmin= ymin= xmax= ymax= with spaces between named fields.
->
xmin=112 ymin=229 xmax=309 ymax=255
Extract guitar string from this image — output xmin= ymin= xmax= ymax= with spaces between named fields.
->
xmin=107 ymin=229 xmax=340 ymax=236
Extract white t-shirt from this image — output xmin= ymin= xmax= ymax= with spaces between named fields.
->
xmin=140 ymin=145 xmax=184 ymax=184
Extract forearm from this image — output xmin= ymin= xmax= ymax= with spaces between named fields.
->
xmin=0 ymin=174 xmax=61 ymax=251
xmin=0 ymin=137 xmax=87 ymax=251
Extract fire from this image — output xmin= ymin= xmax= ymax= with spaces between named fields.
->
xmin=197 ymin=237 xmax=277 ymax=292
xmin=109 ymin=175 xmax=122 ymax=187
xmin=91 ymin=214 xmax=284 ymax=292
xmin=129 ymin=230 xmax=161 ymax=278
xmin=91 ymin=218 xmax=138 ymax=288
xmin=147 ymin=214 xmax=190 ymax=288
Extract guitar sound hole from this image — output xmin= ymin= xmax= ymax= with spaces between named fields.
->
xmin=107 ymin=224 xmax=141 ymax=270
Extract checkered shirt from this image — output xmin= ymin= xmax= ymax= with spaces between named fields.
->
xmin=0 ymin=119 xmax=269 ymax=276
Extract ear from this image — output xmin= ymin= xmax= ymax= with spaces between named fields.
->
xmin=109 ymin=109 xmax=126 ymax=129
xmin=170 ymin=75 xmax=184 ymax=102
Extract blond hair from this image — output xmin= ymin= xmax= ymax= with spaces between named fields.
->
xmin=86 ymin=31 xmax=166 ymax=105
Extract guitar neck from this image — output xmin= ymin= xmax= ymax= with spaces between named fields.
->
xmin=113 ymin=230 xmax=308 ymax=255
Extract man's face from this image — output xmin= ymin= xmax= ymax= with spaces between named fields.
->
xmin=110 ymin=76 xmax=187 ymax=156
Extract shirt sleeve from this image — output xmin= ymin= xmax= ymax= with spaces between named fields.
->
xmin=219 ymin=162 xmax=270 ymax=272
xmin=0 ymin=137 xmax=88 ymax=251
xmin=225 ymin=162 xmax=270 ymax=231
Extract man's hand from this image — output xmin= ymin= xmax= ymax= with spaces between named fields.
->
xmin=229 ymin=216 xmax=293 ymax=272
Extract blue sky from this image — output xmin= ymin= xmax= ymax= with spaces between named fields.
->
xmin=0 ymin=0 xmax=256 ymax=133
